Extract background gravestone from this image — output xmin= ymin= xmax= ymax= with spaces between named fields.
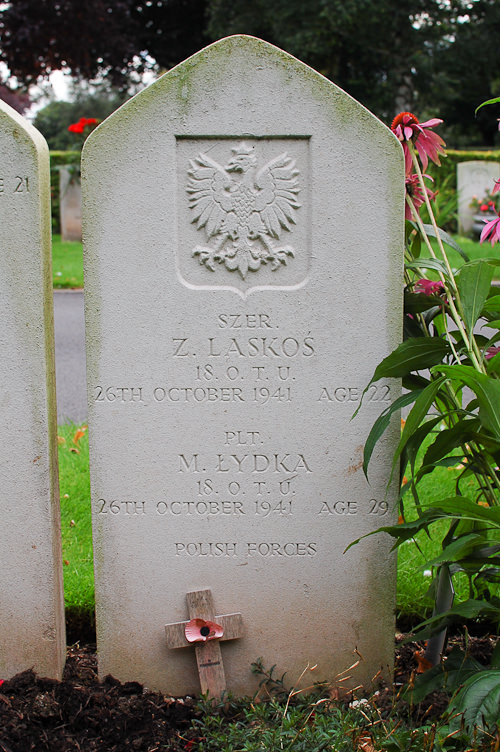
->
xmin=0 ymin=100 xmax=65 ymax=680
xmin=83 ymin=35 xmax=404 ymax=696
xmin=59 ymin=166 xmax=82 ymax=241
xmin=457 ymin=160 xmax=500 ymax=234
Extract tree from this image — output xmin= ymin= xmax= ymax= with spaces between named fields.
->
xmin=0 ymin=0 xmax=208 ymax=88
xmin=206 ymin=0 xmax=459 ymax=121
xmin=1 ymin=0 xmax=496 ymax=143
xmin=33 ymin=86 xmax=130 ymax=149
xmin=422 ymin=0 xmax=500 ymax=146
xmin=0 ymin=82 xmax=30 ymax=113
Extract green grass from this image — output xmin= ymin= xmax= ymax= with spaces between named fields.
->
xmin=52 ymin=234 xmax=84 ymax=288
xmin=57 ymin=423 xmax=93 ymax=616
xmin=187 ymin=691 xmax=442 ymax=752
xmin=396 ymin=441 xmax=480 ymax=621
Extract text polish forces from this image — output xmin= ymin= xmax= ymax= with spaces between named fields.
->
xmin=174 ymin=542 xmax=318 ymax=557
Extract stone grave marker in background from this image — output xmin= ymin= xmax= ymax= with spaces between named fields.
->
xmin=59 ymin=165 xmax=82 ymax=241
xmin=82 ymin=35 xmax=404 ymax=696
xmin=457 ymin=160 xmax=500 ymax=234
xmin=0 ymin=100 xmax=65 ymax=679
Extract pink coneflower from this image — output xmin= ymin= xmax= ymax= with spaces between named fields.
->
xmin=184 ymin=618 xmax=224 ymax=643
xmin=414 ymin=278 xmax=446 ymax=297
xmin=480 ymin=214 xmax=500 ymax=245
xmin=391 ymin=112 xmax=446 ymax=174
xmin=405 ymin=173 xmax=435 ymax=219
xmin=493 ymin=179 xmax=500 ymax=196
xmin=485 ymin=346 xmax=500 ymax=360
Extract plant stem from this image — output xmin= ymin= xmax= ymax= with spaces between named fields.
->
xmin=405 ymin=192 xmax=484 ymax=373
xmin=408 ymin=149 xmax=485 ymax=372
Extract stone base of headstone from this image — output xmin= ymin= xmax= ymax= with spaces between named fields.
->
xmin=59 ymin=165 xmax=82 ymax=241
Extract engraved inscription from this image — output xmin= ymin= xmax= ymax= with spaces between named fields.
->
xmin=317 ymin=385 xmax=391 ymax=403
xmin=187 ymin=143 xmax=301 ymax=279
xmin=174 ymin=542 xmax=317 ymax=557
xmin=0 ymin=175 xmax=30 ymax=194
xmin=93 ymin=310 xmax=391 ymax=536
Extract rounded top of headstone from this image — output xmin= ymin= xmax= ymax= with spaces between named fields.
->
xmin=0 ymin=98 xmax=49 ymax=157
xmin=83 ymin=34 xmax=401 ymax=161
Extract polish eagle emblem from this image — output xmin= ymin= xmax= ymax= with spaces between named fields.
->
xmin=186 ymin=142 xmax=301 ymax=279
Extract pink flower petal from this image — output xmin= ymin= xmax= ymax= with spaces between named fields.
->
xmin=184 ymin=618 xmax=224 ymax=643
xmin=419 ymin=118 xmax=444 ymax=128
xmin=486 ymin=346 xmax=500 ymax=360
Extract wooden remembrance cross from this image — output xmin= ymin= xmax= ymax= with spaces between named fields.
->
xmin=165 ymin=589 xmax=243 ymax=698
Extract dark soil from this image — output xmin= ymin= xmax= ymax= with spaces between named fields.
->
xmin=0 ymin=634 xmax=496 ymax=752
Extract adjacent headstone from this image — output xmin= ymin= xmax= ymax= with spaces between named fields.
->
xmin=0 ymin=100 xmax=65 ymax=679
xmin=83 ymin=35 xmax=404 ymax=696
xmin=60 ymin=165 xmax=82 ymax=241
xmin=457 ymin=160 xmax=500 ymax=234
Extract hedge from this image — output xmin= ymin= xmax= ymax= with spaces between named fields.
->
xmin=427 ymin=149 xmax=500 ymax=191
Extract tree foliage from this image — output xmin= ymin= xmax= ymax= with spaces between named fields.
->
xmin=421 ymin=0 xmax=500 ymax=146
xmin=33 ymin=85 xmax=129 ymax=149
xmin=0 ymin=83 xmax=30 ymax=114
xmin=2 ymin=0 xmax=500 ymax=144
xmin=0 ymin=0 xmax=207 ymax=87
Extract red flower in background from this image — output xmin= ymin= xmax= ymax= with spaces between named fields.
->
xmin=391 ymin=112 xmax=446 ymax=174
xmin=68 ymin=117 xmax=99 ymax=134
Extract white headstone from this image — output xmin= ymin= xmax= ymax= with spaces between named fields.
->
xmin=60 ymin=165 xmax=82 ymax=241
xmin=457 ymin=160 xmax=500 ymax=234
xmin=83 ymin=36 xmax=404 ymax=696
xmin=0 ymin=100 xmax=65 ymax=679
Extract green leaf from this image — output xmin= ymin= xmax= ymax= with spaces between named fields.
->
xmin=426 ymin=497 xmax=500 ymax=527
xmin=449 ymin=670 xmax=500 ymax=733
xmin=411 ymin=230 xmax=421 ymax=259
xmin=487 ymin=352 xmax=500 ymax=375
xmin=394 ymin=377 xmax=448 ymax=467
xmin=372 ymin=339 xmax=450 ymax=381
xmin=410 ymin=647 xmax=482 ymax=703
xmin=433 ymin=364 xmax=500 ymax=440
xmin=491 ymin=642 xmax=500 ymax=669
xmin=354 ymin=339 xmax=449 ymax=420
xmin=476 ymin=96 xmax=500 ymax=114
xmin=405 ymin=291 xmax=443 ymax=314
xmin=417 ymin=223 xmax=470 ymax=261
xmin=426 ymin=534 xmax=484 ymax=566
xmin=410 ymin=600 xmax=500 ymax=641
xmin=457 ymin=260 xmax=495 ymax=333
xmin=422 ymin=419 xmax=480 ymax=467
xmin=344 ymin=513 xmax=435 ymax=553
xmin=482 ymin=295 xmax=500 ymax=313
xmin=402 ymin=416 xmax=442 ymax=515
xmin=363 ymin=391 xmax=419 ymax=477
xmin=406 ymin=259 xmax=449 ymax=276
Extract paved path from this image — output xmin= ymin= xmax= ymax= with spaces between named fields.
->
xmin=53 ymin=290 xmax=87 ymax=424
